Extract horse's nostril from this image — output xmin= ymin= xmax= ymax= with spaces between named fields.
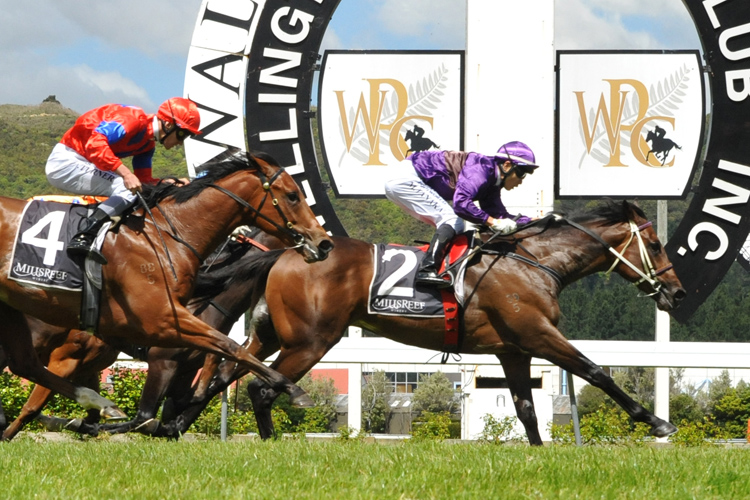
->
xmin=674 ymin=288 xmax=686 ymax=302
xmin=319 ymin=239 xmax=334 ymax=255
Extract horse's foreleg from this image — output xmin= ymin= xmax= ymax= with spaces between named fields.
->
xmin=171 ymin=314 xmax=313 ymax=408
xmin=248 ymin=377 xmax=278 ymax=440
xmin=192 ymin=353 xmax=223 ymax=402
xmin=496 ymin=352 xmax=542 ymax=446
xmin=156 ymin=362 xmax=250 ymax=439
xmin=100 ymin=357 xmax=180 ymax=435
xmin=524 ymin=325 xmax=676 ymax=437
xmin=2 ymin=356 xmax=77 ymax=441
xmin=250 ymin=338 xmax=339 ymax=439
xmin=0 ymin=305 xmax=126 ymax=421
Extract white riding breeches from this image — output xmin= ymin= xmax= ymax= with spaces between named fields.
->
xmin=384 ymin=160 xmax=465 ymax=233
xmin=45 ymin=143 xmax=136 ymax=216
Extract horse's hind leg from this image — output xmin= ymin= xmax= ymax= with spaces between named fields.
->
xmin=523 ymin=324 xmax=676 ymax=437
xmin=496 ymin=352 xmax=543 ymax=446
xmin=248 ymin=333 xmax=337 ymax=440
xmin=169 ymin=313 xmax=313 ymax=408
xmin=0 ymin=304 xmax=126 ymax=421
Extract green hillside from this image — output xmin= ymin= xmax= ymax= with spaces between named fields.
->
xmin=0 ymin=98 xmax=190 ymax=200
xmin=1 ymin=98 xmax=748 ymax=343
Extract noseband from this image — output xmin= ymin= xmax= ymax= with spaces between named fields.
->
xmin=564 ymin=218 xmax=670 ymax=297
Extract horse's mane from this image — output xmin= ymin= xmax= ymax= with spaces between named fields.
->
xmin=141 ymin=150 xmax=280 ymax=208
xmin=566 ymin=199 xmax=645 ymax=226
xmin=191 ymin=243 xmax=285 ymax=301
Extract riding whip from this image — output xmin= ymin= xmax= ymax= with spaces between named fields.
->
xmin=136 ymin=191 xmax=178 ymax=281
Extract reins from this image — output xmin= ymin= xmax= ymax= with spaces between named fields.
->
xmin=206 ymin=164 xmax=305 ymax=248
xmin=441 ymin=212 xmax=667 ymax=296
xmin=563 ymin=218 xmax=668 ymax=296
xmin=138 ymin=163 xmax=304 ymax=282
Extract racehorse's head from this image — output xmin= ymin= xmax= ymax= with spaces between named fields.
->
xmin=607 ymin=201 xmax=685 ymax=312
xmin=161 ymin=151 xmax=333 ymax=263
xmin=248 ymin=153 xmax=334 ymax=262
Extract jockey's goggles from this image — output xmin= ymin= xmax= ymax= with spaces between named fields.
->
xmin=175 ymin=127 xmax=195 ymax=142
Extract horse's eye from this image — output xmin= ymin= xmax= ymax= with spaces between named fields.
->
xmin=649 ymin=241 xmax=662 ymax=253
xmin=287 ymin=192 xmax=300 ymax=203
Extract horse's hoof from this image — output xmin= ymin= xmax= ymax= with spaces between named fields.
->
xmin=100 ymin=406 xmax=128 ymax=421
xmin=135 ymin=418 xmax=161 ymax=435
xmin=651 ymin=421 xmax=678 ymax=438
xmin=289 ymin=390 xmax=315 ymax=408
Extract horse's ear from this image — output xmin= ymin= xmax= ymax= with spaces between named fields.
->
xmin=622 ymin=200 xmax=636 ymax=220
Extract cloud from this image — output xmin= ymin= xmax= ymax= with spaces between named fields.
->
xmin=376 ymin=0 xmax=466 ymax=48
xmin=0 ymin=50 xmax=154 ymax=113
xmin=0 ymin=0 xmax=202 ymax=111
xmin=555 ymin=0 xmax=699 ymax=50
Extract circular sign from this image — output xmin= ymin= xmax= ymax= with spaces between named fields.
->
xmin=185 ymin=0 xmax=750 ymax=322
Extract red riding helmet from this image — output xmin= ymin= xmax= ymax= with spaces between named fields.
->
xmin=157 ymin=97 xmax=201 ymax=135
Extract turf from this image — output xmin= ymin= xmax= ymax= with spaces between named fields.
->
xmin=1 ymin=438 xmax=748 ymax=499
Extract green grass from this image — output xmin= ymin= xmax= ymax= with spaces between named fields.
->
xmin=1 ymin=439 xmax=749 ymax=499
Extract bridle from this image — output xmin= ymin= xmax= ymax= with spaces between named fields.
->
xmin=207 ymin=165 xmax=306 ymax=248
xmin=142 ymin=164 xmax=306 ymax=281
xmin=564 ymin=218 xmax=672 ymax=297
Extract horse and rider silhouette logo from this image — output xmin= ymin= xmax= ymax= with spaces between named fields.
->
xmin=405 ymin=124 xmax=439 ymax=154
xmin=645 ymin=125 xmax=681 ymax=166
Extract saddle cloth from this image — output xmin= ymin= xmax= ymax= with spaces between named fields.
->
xmin=8 ymin=199 xmax=102 ymax=291
xmin=367 ymin=233 xmax=474 ymax=318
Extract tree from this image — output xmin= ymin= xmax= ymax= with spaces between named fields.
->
xmin=712 ymin=385 xmax=750 ymax=438
xmin=362 ymin=370 xmax=391 ymax=433
xmin=412 ymin=372 xmax=457 ymax=414
xmin=708 ymin=370 xmax=733 ymax=406
xmin=297 ymin=373 xmax=339 ymax=432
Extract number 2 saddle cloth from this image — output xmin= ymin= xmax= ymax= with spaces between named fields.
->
xmin=9 ymin=198 xmax=107 ymax=291
xmin=368 ymin=232 xmax=475 ymax=318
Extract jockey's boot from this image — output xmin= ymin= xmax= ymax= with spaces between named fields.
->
xmin=416 ymin=224 xmax=456 ymax=288
xmin=67 ymin=208 xmax=110 ymax=264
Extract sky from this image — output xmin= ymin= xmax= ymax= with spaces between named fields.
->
xmin=0 ymin=0 xmax=700 ymax=114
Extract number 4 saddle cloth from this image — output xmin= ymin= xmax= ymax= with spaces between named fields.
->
xmin=9 ymin=199 xmax=105 ymax=291
xmin=368 ymin=232 xmax=474 ymax=318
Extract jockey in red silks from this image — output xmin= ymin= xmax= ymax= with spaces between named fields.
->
xmin=384 ymin=141 xmax=539 ymax=288
xmin=45 ymin=97 xmax=201 ymax=263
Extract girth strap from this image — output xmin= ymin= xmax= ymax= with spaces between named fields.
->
xmin=505 ymin=252 xmax=564 ymax=287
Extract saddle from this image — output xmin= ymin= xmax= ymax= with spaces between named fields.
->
xmin=369 ymin=231 xmax=480 ymax=358
xmin=11 ymin=196 xmax=115 ymax=334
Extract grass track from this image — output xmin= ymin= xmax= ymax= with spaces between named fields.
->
xmin=1 ymin=439 xmax=749 ymax=499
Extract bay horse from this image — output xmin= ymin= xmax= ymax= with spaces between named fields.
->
xmin=111 ymin=201 xmax=686 ymax=444
xmin=0 ymin=234 xmax=285 ymax=440
xmin=0 ymin=151 xmax=333 ymax=423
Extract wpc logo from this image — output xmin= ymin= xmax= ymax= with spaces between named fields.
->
xmin=334 ymin=78 xmax=438 ymax=166
xmin=318 ymin=51 xmax=464 ymax=197
xmin=557 ymin=51 xmax=704 ymax=199
xmin=575 ymin=77 xmax=686 ymax=168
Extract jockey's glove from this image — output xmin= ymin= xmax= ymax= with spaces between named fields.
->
xmin=490 ymin=218 xmax=517 ymax=234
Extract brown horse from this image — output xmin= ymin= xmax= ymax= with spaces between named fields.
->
xmin=0 ymin=320 xmax=119 ymax=439
xmin=0 ymin=233 xmax=282 ymax=440
xmin=121 ymin=200 xmax=686 ymax=444
xmin=0 ymin=151 xmax=333 ymax=422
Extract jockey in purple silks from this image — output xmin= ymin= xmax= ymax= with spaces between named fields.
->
xmin=384 ymin=141 xmax=539 ymax=288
